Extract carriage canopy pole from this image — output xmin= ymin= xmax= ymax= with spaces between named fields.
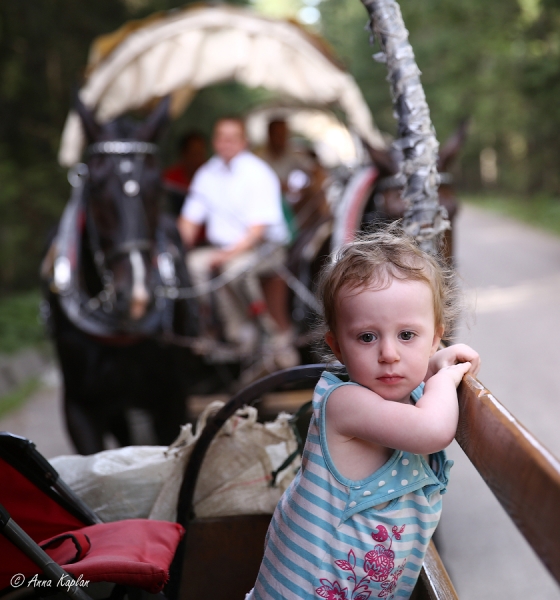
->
xmin=361 ymin=0 xmax=450 ymax=254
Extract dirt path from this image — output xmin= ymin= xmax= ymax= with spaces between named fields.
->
xmin=0 ymin=368 xmax=73 ymax=458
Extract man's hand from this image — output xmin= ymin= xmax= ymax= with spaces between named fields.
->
xmin=208 ymin=249 xmax=235 ymax=270
xmin=208 ymin=224 xmax=267 ymax=270
xmin=426 ymin=343 xmax=481 ymax=381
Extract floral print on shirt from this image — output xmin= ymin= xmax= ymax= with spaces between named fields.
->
xmin=315 ymin=525 xmax=407 ymax=600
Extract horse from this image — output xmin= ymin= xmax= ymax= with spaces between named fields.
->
xmin=42 ymin=97 xmax=198 ymax=455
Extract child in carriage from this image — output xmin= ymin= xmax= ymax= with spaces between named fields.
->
xmin=247 ymin=225 xmax=480 ymax=599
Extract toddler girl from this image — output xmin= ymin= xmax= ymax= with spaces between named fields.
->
xmin=248 ymin=226 xmax=480 ymax=600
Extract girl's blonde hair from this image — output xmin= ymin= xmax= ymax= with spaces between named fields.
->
xmin=316 ymin=224 xmax=460 ymax=342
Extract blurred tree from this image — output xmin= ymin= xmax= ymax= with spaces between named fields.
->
xmin=319 ymin=0 xmax=529 ymax=191
xmin=517 ymin=0 xmax=560 ymax=193
xmin=3 ymin=0 xmax=560 ymax=293
xmin=0 ymin=0 xmax=253 ymax=292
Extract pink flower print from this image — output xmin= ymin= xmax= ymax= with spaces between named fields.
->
xmin=335 ymin=549 xmax=356 ymax=572
xmin=391 ymin=525 xmax=405 ymax=541
xmin=371 ymin=525 xmax=389 ymax=543
xmin=322 ymin=525 xmax=407 ymax=600
xmin=378 ymin=579 xmax=397 ymax=598
xmin=364 ymin=545 xmax=395 ymax=582
xmin=391 ymin=561 xmax=405 ymax=582
xmin=316 ymin=579 xmax=349 ymax=600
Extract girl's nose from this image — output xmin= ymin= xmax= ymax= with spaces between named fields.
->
xmin=378 ymin=338 xmax=399 ymax=363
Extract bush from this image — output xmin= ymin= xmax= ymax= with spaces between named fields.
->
xmin=0 ymin=289 xmax=46 ymax=355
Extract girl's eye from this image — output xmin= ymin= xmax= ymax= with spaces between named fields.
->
xmin=359 ymin=333 xmax=376 ymax=343
xmin=399 ymin=331 xmax=415 ymax=341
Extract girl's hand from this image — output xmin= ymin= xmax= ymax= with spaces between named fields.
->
xmin=426 ymin=343 xmax=480 ymax=381
xmin=435 ymin=361 xmax=472 ymax=387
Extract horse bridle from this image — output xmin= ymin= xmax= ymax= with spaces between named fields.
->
xmin=372 ymin=170 xmax=453 ymax=217
xmin=53 ymin=140 xmax=179 ymax=334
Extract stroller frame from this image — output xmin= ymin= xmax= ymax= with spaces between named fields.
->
xmin=0 ymin=432 xmax=182 ymax=600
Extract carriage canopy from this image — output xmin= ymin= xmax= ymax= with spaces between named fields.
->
xmin=58 ymin=4 xmax=386 ymax=167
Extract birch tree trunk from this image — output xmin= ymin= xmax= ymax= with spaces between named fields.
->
xmin=361 ymin=0 xmax=449 ymax=254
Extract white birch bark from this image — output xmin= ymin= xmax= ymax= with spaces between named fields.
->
xmin=361 ymin=0 xmax=450 ymax=253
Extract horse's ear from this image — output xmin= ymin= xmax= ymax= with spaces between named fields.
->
xmin=137 ymin=96 xmax=171 ymax=143
xmin=74 ymin=92 xmax=102 ymax=143
xmin=361 ymin=140 xmax=398 ymax=177
xmin=438 ymin=118 xmax=470 ymax=172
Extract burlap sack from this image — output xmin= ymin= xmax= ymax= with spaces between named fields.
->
xmin=51 ymin=401 xmax=300 ymax=522
xmin=50 ymin=424 xmax=195 ymax=522
xmin=189 ymin=404 xmax=299 ymax=519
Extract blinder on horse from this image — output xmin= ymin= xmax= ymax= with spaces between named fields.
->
xmin=50 ymin=139 xmax=186 ymax=338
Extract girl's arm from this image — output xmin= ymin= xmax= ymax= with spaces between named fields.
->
xmin=327 ymin=362 xmax=470 ymax=455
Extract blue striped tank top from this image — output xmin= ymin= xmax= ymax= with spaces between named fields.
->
xmin=248 ymin=370 xmax=453 ymax=600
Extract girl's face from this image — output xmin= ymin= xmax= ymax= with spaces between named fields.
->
xmin=325 ymin=278 xmax=443 ymax=404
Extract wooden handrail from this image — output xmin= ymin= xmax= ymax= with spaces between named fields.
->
xmin=456 ymin=375 xmax=560 ymax=584
xmin=415 ymin=541 xmax=460 ymax=600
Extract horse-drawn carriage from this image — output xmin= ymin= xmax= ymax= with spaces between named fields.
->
xmin=44 ymin=2 xmax=468 ymax=454
xmin=2 ymin=2 xmax=560 ymax=599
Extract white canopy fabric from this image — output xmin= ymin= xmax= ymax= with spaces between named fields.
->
xmin=58 ymin=4 xmax=386 ymax=166
xmin=245 ymin=103 xmax=363 ymax=167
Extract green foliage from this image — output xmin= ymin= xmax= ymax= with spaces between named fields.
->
xmin=318 ymin=0 xmax=560 ymax=198
xmin=0 ymin=378 xmax=40 ymax=419
xmin=0 ymin=290 xmax=45 ymax=354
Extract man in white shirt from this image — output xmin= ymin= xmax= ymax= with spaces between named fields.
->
xmin=177 ymin=117 xmax=298 ymax=368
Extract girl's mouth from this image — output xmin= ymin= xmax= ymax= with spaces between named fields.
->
xmin=377 ymin=375 xmax=404 ymax=384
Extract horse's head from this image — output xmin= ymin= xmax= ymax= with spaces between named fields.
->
xmin=365 ymin=120 xmax=469 ymax=219
xmin=75 ymin=97 xmax=170 ymax=323
xmin=363 ymin=120 xmax=469 ymax=261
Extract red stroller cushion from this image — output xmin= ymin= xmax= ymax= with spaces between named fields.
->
xmin=0 ymin=458 xmax=87 ymax=589
xmin=39 ymin=520 xmax=184 ymax=593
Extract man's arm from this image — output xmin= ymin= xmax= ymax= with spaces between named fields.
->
xmin=177 ymin=216 xmax=202 ymax=248
xmin=208 ymin=224 xmax=266 ymax=268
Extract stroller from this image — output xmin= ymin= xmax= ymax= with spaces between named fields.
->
xmin=0 ymin=430 xmax=185 ymax=600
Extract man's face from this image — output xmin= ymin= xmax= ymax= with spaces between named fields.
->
xmin=212 ymin=120 xmax=247 ymax=163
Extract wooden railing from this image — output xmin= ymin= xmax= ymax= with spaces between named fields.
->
xmin=456 ymin=376 xmax=560 ymax=583
xmin=415 ymin=375 xmax=560 ymax=599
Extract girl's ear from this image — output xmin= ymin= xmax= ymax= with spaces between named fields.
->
xmin=430 ymin=325 xmax=444 ymax=356
xmin=325 ymin=331 xmax=344 ymax=363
